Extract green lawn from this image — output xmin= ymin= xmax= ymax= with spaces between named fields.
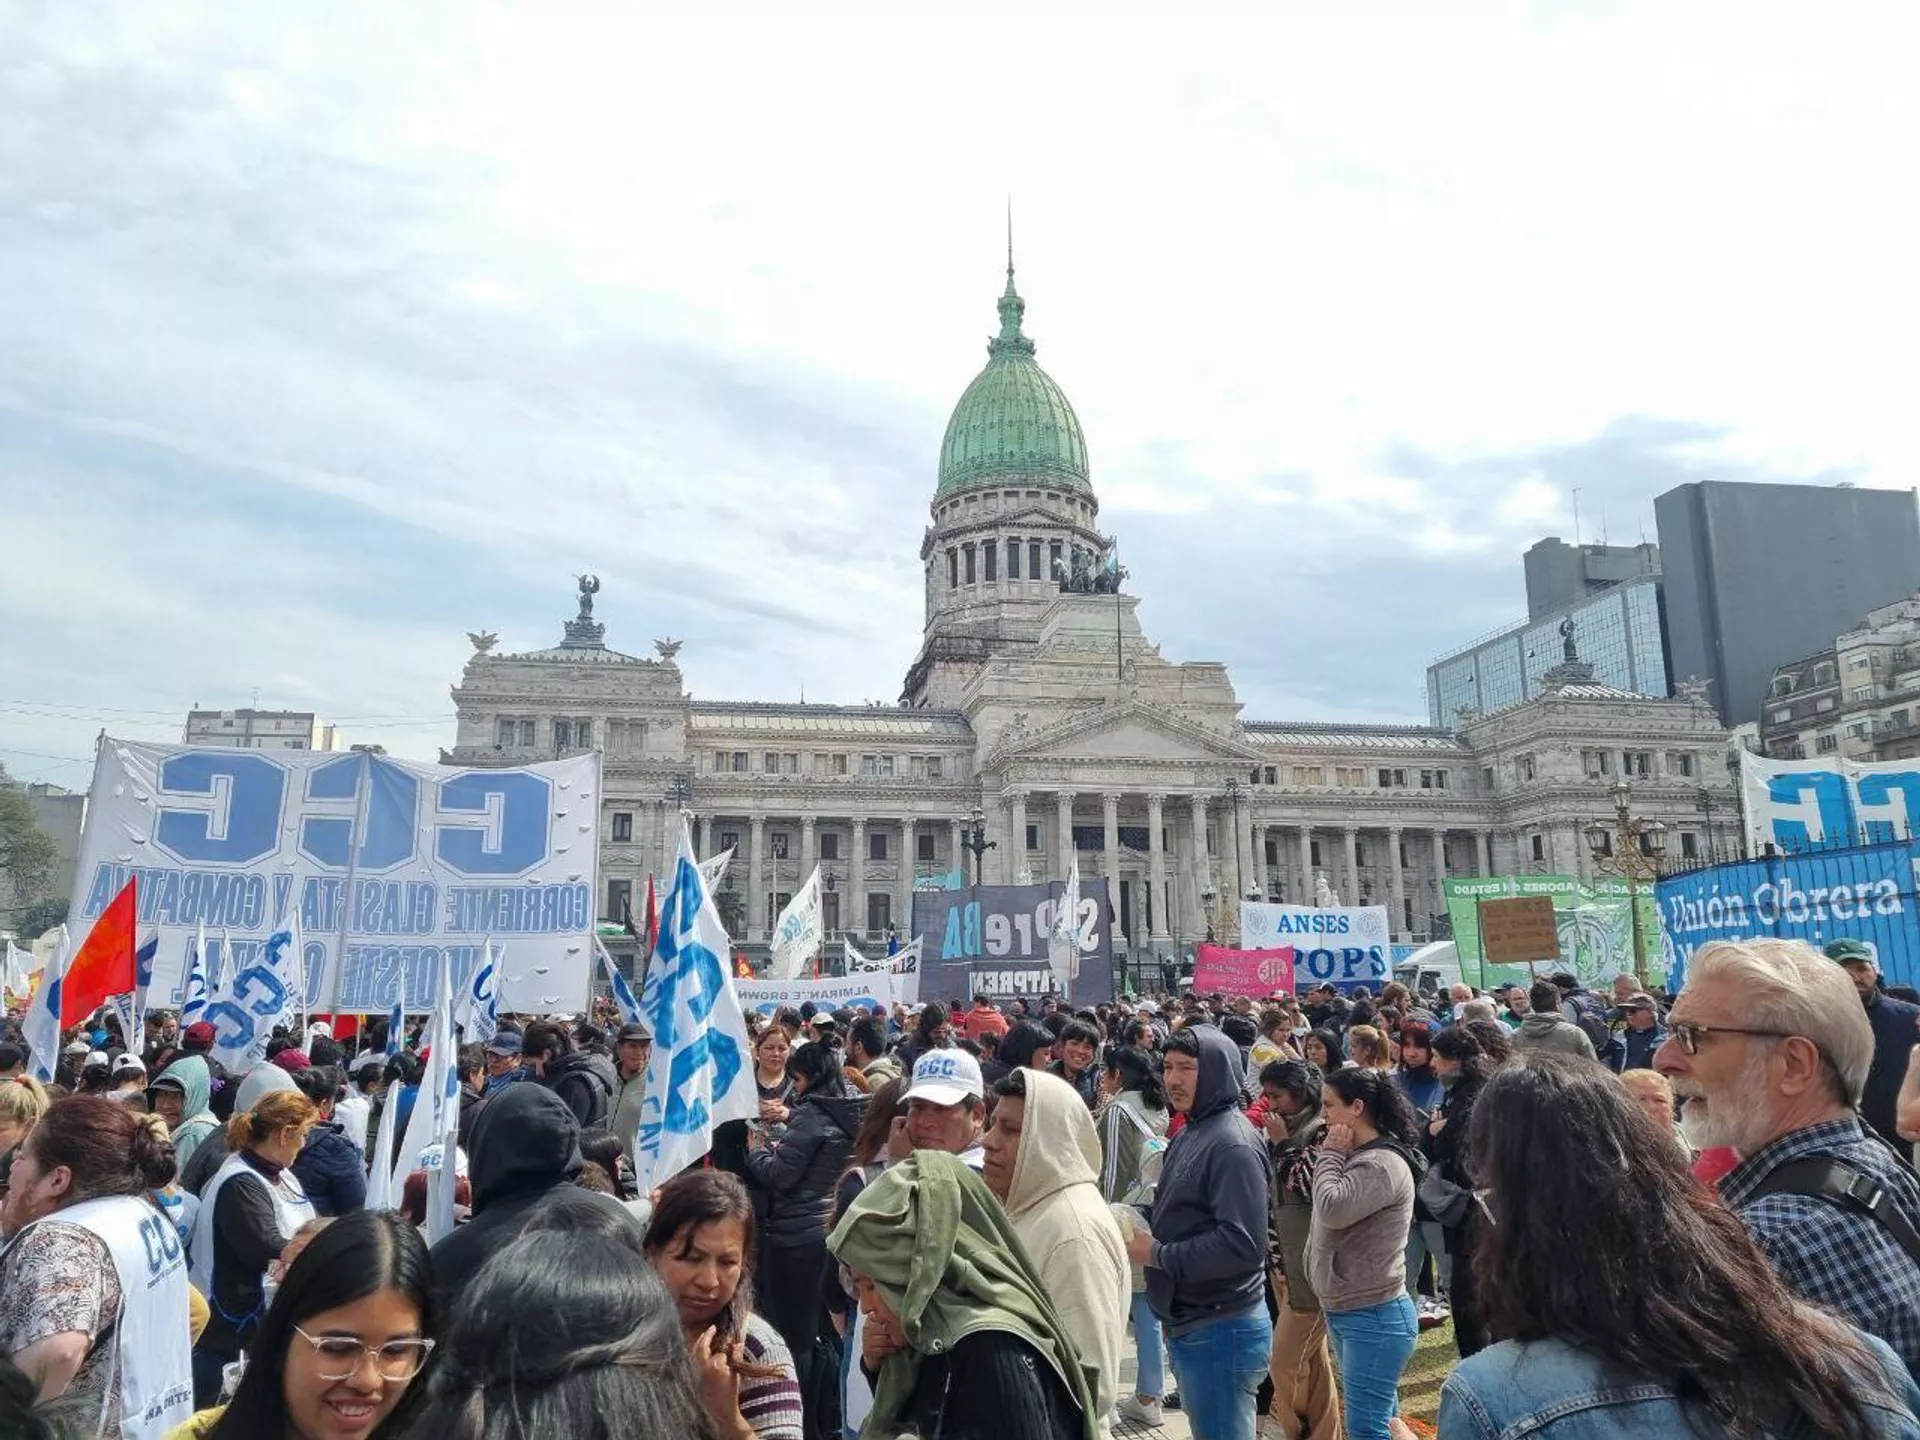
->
xmin=1400 ymin=1320 xmax=1458 ymax=1425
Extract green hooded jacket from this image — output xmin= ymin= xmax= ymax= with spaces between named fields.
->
xmin=826 ymin=1148 xmax=1098 ymax=1440
xmin=155 ymin=1055 xmax=218 ymax=1169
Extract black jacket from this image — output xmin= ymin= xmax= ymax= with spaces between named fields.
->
xmin=900 ymin=1328 xmax=1085 ymax=1440
xmin=200 ymin=1152 xmax=301 ymax=1358
xmin=1421 ymin=1072 xmax=1483 ymax=1231
xmin=542 ymin=1050 xmax=617 ymax=1132
xmin=1862 ymin=990 xmax=1920 ymax=1154
xmin=291 ymin=1121 xmax=366 ymax=1217
xmin=744 ymin=1086 xmax=866 ymax=1246
xmin=1144 ymin=1025 xmax=1268 ymax=1336
xmin=430 ymin=1083 xmax=638 ymax=1306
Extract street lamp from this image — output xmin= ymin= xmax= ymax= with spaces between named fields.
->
xmin=961 ymin=805 xmax=996 ymax=887
xmin=1200 ymin=881 xmax=1217 ymax=944
xmin=1585 ymin=780 xmax=1668 ymax=989
xmin=821 ymin=865 xmax=837 ymax=943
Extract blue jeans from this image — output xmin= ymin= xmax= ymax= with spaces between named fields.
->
xmin=1130 ymin=1290 xmax=1167 ymax=1399
xmin=1166 ymin=1306 xmax=1272 ymax=1440
xmin=1324 ymin=1295 xmax=1419 ymax=1440
xmin=1404 ymin=1219 xmax=1450 ymax=1300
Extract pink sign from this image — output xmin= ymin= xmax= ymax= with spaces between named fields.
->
xmin=1193 ymin=944 xmax=1296 ymax=996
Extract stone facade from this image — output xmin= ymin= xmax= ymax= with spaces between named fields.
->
xmin=443 ymin=266 xmax=1741 ymax=974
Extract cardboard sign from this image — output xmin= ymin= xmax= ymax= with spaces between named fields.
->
xmin=1478 ymin=895 xmax=1562 ymax=965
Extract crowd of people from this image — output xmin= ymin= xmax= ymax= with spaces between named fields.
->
xmin=4 ymin=934 xmax=1920 ymax=1438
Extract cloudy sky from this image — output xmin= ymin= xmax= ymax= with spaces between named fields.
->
xmin=4 ymin=2 xmax=1917 ymax=787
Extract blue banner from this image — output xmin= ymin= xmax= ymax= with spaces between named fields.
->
xmin=1656 ymin=838 xmax=1920 ymax=989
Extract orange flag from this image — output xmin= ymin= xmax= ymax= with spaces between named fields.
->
xmin=64 ymin=876 xmax=138 ymax=1028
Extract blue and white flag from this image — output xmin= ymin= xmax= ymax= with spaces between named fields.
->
xmin=386 ymin=996 xmax=405 ymax=1057
xmin=631 ymin=817 xmax=755 ymax=1195
xmin=390 ymin=950 xmax=461 ymax=1241
xmin=131 ymin=930 xmax=159 ymax=1037
xmin=1049 ymin=851 xmax=1082 ymax=993
xmin=597 ymin=934 xmax=644 ymax=1027
xmin=365 ymin=993 xmax=408 ymax=1213
xmin=453 ymin=939 xmax=500 ymax=1045
xmin=23 ymin=926 xmax=71 ymax=1085
xmin=206 ymin=914 xmax=303 ymax=1075
xmin=180 ymin=922 xmax=211 ymax=1027
xmin=768 ymin=866 xmax=822 ymax=981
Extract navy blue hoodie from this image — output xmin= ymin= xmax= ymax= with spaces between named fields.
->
xmin=1145 ymin=1025 xmax=1269 ymax=1335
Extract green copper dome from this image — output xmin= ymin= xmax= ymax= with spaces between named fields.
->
xmin=935 ymin=265 xmax=1091 ymax=497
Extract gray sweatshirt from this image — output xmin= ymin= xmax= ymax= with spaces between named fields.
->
xmin=1304 ymin=1140 xmax=1417 ymax=1313
xmin=1514 ymin=1013 xmax=1597 ymax=1060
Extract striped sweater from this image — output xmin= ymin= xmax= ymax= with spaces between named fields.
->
xmin=741 ymin=1312 xmax=805 ymax=1440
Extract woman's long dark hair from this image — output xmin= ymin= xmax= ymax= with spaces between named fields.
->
xmin=846 ymin=1077 xmax=908 ymax=1171
xmin=1105 ymin=1044 xmax=1167 ymax=1112
xmin=411 ymin=1230 xmax=717 ymax=1440
xmin=1323 ymin=1066 xmax=1420 ymax=1148
xmin=211 ymin=1210 xmax=434 ymax=1440
xmin=1470 ymin=1054 xmax=1892 ymax=1439
xmin=642 ymin=1170 xmax=758 ymax=1340
xmin=998 ymin=1022 xmax=1054 ymax=1071
xmin=1303 ymin=1028 xmax=1345 ymax=1069
xmin=1429 ymin=1023 xmax=1496 ymax=1084
xmin=787 ymin=1037 xmax=846 ymax=1097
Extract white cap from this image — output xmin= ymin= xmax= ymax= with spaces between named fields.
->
xmin=904 ymin=1048 xmax=983 ymax=1107
xmin=112 ymin=1053 xmax=146 ymax=1077
xmin=85 ymin=1050 xmax=110 ymax=1068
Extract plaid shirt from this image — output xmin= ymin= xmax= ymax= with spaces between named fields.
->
xmin=1722 ymin=1116 xmax=1920 ymax=1374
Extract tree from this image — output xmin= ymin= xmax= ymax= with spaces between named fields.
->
xmin=15 ymin=898 xmax=68 ymax=940
xmin=0 ymin=764 xmax=57 ymax=908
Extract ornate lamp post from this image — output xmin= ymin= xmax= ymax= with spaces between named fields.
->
xmin=1584 ymin=781 xmax=1668 ymax=989
xmin=1200 ymin=881 xmax=1217 ymax=944
xmin=961 ymin=806 xmax=997 ymax=887
xmin=821 ymin=865 xmax=838 ymax=944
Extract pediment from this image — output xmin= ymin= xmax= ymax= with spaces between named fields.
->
xmin=986 ymin=700 xmax=1260 ymax=768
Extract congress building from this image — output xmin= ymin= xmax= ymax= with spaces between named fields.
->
xmin=444 ymin=262 xmax=1739 ymax=979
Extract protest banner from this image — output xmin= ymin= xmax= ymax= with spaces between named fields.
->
xmin=737 ymin=971 xmax=899 ymax=1017
xmin=1739 ymin=749 xmax=1920 ymax=855
xmin=912 ymin=881 xmax=1114 ymax=1008
xmin=1192 ymin=943 xmax=1295 ymax=996
xmin=1656 ymin=835 xmax=1920 ymax=990
xmin=1478 ymin=895 xmax=1561 ymax=971
xmin=1239 ymin=902 xmax=1391 ymax=990
xmin=1444 ymin=875 xmax=1659 ymax=990
xmin=69 ymin=739 xmax=599 ymax=1016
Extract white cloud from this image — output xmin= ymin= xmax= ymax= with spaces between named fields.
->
xmin=2 ymin=2 xmax=1917 ymax=782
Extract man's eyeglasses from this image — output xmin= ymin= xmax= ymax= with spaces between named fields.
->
xmin=1667 ymin=1021 xmax=1799 ymax=1056
xmin=293 ymin=1325 xmax=435 ymax=1381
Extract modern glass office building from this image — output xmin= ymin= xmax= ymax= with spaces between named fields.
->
xmin=1427 ymin=577 xmax=1670 ymax=726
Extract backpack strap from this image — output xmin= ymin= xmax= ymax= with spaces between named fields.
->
xmin=1746 ymin=1156 xmax=1920 ymax=1270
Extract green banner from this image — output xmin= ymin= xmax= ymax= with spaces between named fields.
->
xmin=1444 ymin=875 xmax=1663 ymax=991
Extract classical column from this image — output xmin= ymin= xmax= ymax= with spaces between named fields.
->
xmin=747 ymin=815 xmax=766 ymax=942
xmin=800 ymin=814 xmax=816 ymax=879
xmin=1342 ymin=826 xmax=1360 ymax=907
xmin=1431 ymin=829 xmax=1448 ymax=918
xmin=1235 ymin=806 xmax=1256 ymax=904
xmin=1147 ymin=793 xmax=1169 ymax=942
xmin=1297 ymin=825 xmax=1314 ymax=904
xmin=1476 ymin=829 xmax=1491 ymax=877
xmin=1103 ymin=792 xmax=1123 ymax=942
xmin=1188 ymin=794 xmax=1210 ymax=940
xmin=1008 ymin=791 xmax=1030 ymax=883
xmin=898 ymin=814 xmax=915 ymax=939
xmin=851 ymin=818 xmax=868 ymax=939
xmin=1056 ymin=791 xmax=1075 ymax=881
xmin=692 ymin=814 xmax=706 ymax=860
xmin=1387 ymin=826 xmax=1406 ymax=940
xmin=1249 ymin=822 xmax=1267 ymax=901
xmin=949 ymin=818 xmax=963 ymax=885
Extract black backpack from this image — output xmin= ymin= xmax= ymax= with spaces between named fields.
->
xmin=1564 ymin=990 xmax=1614 ymax=1055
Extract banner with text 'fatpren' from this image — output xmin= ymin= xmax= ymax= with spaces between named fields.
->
xmin=911 ymin=881 xmax=1114 ymax=1009
xmin=70 ymin=740 xmax=599 ymax=1024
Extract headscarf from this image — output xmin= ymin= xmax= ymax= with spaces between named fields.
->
xmin=826 ymin=1149 xmax=1098 ymax=1440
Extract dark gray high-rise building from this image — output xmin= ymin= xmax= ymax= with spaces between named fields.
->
xmin=1655 ymin=481 xmax=1920 ymax=726
xmin=1523 ymin=537 xmax=1662 ymax=620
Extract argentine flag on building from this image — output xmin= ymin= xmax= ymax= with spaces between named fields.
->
xmin=631 ymin=816 xmax=756 ymax=1195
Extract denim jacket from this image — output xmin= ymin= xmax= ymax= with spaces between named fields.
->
xmin=1439 ymin=1333 xmax=1920 ymax=1439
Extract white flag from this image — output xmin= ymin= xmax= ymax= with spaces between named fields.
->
xmin=890 ymin=936 xmax=922 ymax=1005
xmin=389 ymin=951 xmax=462 ymax=1241
xmin=22 ymin=927 xmax=71 ymax=1084
xmin=453 ymin=940 xmax=500 ymax=1045
xmin=698 ymin=847 xmax=734 ymax=891
xmin=631 ymin=817 xmax=756 ymax=1195
xmin=208 ymin=923 xmax=301 ymax=1076
xmin=1049 ymin=852 xmax=1082 ymax=993
xmin=844 ymin=936 xmax=878 ymax=972
xmin=768 ymin=866 xmax=823 ymax=980
xmin=180 ymin=923 xmax=212 ymax=1027
xmin=2 ymin=940 xmax=33 ymax=1005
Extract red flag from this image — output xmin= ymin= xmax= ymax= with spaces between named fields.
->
xmin=63 ymin=877 xmax=138 ymax=1027
xmin=314 ymin=1013 xmax=361 ymax=1041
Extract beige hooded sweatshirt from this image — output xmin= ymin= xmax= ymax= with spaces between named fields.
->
xmin=1003 ymin=1068 xmax=1131 ymax=1437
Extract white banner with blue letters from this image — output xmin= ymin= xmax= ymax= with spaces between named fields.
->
xmin=1741 ymin=749 xmax=1920 ymax=855
xmin=69 ymin=739 xmax=599 ymax=1026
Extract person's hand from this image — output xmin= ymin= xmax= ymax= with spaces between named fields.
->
xmin=1263 ymin=1111 xmax=1289 ymax=1143
xmin=886 ymin=1114 xmax=913 ymax=1162
xmin=692 ymin=1326 xmax=745 ymax=1433
xmin=1126 ymin=1226 xmax=1156 ymax=1266
xmin=747 ymin=1124 xmax=768 ymax=1150
xmin=1428 ymin=1113 xmax=1448 ymax=1137
xmin=759 ymin=1099 xmax=789 ymax=1124
xmin=862 ymin=1310 xmax=907 ymax=1369
xmin=1323 ymin=1122 xmax=1356 ymax=1154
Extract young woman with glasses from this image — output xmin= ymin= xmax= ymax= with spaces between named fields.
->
xmin=173 ymin=1208 xmax=435 ymax=1440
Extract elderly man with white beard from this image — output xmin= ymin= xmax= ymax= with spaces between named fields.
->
xmin=1656 ymin=938 xmax=1920 ymax=1376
